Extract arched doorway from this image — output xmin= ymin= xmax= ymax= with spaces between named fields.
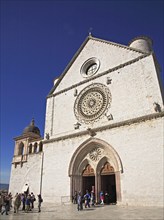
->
xmin=82 ymin=164 xmax=95 ymax=195
xmin=68 ymin=138 xmax=123 ymax=204
xmin=100 ymin=162 xmax=116 ymax=204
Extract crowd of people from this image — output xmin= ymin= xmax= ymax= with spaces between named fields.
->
xmin=0 ymin=189 xmax=110 ymax=214
xmin=0 ymin=191 xmax=43 ymax=215
xmin=72 ymin=190 xmax=110 ymax=211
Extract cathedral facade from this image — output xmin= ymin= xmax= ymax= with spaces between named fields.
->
xmin=9 ymin=35 xmax=163 ymax=206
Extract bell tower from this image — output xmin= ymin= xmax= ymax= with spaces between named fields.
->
xmin=12 ymin=119 xmax=41 ymax=167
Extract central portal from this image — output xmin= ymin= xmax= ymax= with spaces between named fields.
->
xmin=69 ymin=138 xmax=123 ymax=205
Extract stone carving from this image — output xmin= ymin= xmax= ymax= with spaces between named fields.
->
xmin=74 ymin=88 xmax=78 ymax=97
xmin=45 ymin=133 xmax=50 ymax=140
xmin=74 ymin=83 xmax=112 ymax=124
xmin=106 ymin=77 xmax=112 ymax=85
xmin=106 ymin=113 xmax=113 ymax=121
xmin=89 ymin=148 xmax=101 ymax=161
xmin=153 ymin=102 xmax=161 ymax=112
xmin=74 ymin=122 xmax=81 ymax=129
xmin=87 ymin=128 xmax=96 ymax=137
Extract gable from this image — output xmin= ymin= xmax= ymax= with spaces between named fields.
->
xmin=48 ymin=36 xmax=148 ymax=96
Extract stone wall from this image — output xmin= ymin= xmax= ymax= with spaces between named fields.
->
xmin=44 ymin=54 xmax=163 ymax=138
xmin=9 ymin=152 xmax=43 ymax=196
xmin=42 ymin=117 xmax=163 ymax=206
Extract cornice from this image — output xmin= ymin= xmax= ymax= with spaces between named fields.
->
xmin=47 ymin=53 xmax=150 ymax=99
xmin=14 ymin=133 xmax=43 ymax=141
xmin=91 ymin=36 xmax=148 ymax=54
xmin=43 ymin=111 xmax=164 ymax=144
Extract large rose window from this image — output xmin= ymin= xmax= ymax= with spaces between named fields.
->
xmin=74 ymin=83 xmax=112 ymax=124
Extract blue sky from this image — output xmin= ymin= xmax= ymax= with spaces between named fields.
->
xmin=0 ymin=0 xmax=163 ymax=184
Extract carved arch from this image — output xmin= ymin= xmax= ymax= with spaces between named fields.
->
xmin=96 ymin=156 xmax=116 ymax=175
xmin=78 ymin=158 xmax=89 ymax=176
xmin=68 ymin=137 xmax=123 ymax=176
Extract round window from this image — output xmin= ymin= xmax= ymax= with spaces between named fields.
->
xmin=81 ymin=58 xmax=100 ymax=78
xmin=74 ymin=83 xmax=112 ymax=124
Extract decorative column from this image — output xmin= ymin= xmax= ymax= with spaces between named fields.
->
xmin=95 ymin=172 xmax=101 ymax=203
xmin=72 ymin=174 xmax=82 ymax=195
xmin=115 ymin=171 xmax=121 ymax=202
xmin=70 ymin=175 xmax=73 ymax=202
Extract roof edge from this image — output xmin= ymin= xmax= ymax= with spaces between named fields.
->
xmin=48 ymin=35 xmax=92 ymax=96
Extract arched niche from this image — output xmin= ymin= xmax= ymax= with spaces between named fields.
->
xmin=28 ymin=144 xmax=32 ymax=154
xmin=33 ymin=142 xmax=38 ymax=153
xmin=18 ymin=142 xmax=24 ymax=155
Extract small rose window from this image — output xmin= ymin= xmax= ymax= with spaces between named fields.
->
xmin=81 ymin=57 xmax=100 ymax=78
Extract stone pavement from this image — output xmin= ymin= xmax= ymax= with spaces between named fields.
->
xmin=0 ymin=203 xmax=163 ymax=220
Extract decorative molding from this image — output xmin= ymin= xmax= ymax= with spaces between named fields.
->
xmin=47 ymin=53 xmax=150 ymax=99
xmin=43 ymin=112 xmax=164 ymax=144
xmin=101 ymin=162 xmax=114 ymax=174
xmin=82 ymin=164 xmax=94 ymax=176
xmin=14 ymin=133 xmax=43 ymax=141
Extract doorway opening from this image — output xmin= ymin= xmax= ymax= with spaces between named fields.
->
xmin=82 ymin=164 xmax=95 ymax=195
xmin=82 ymin=176 xmax=95 ymax=195
xmin=101 ymin=174 xmax=116 ymax=204
xmin=101 ymin=162 xmax=117 ymax=204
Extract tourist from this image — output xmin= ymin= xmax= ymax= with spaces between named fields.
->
xmin=105 ymin=191 xmax=110 ymax=204
xmin=91 ymin=190 xmax=95 ymax=206
xmin=25 ymin=194 xmax=31 ymax=212
xmin=8 ymin=192 xmax=13 ymax=210
xmin=100 ymin=191 xmax=104 ymax=205
xmin=77 ymin=191 xmax=83 ymax=211
xmin=21 ymin=193 xmax=26 ymax=210
xmin=1 ymin=195 xmax=10 ymax=215
xmin=13 ymin=193 xmax=21 ymax=213
xmin=0 ymin=193 xmax=3 ymax=212
xmin=38 ymin=194 xmax=43 ymax=212
xmin=84 ymin=190 xmax=90 ymax=208
xmin=30 ymin=192 xmax=36 ymax=209
xmin=73 ymin=191 xmax=77 ymax=204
